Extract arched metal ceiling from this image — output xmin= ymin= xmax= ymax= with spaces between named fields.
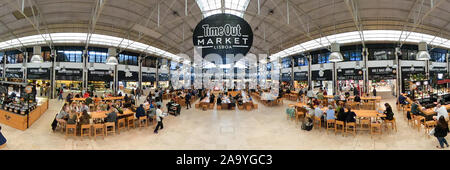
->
xmin=0 ymin=0 xmax=449 ymax=57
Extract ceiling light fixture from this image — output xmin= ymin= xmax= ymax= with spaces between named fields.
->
xmin=416 ymin=41 xmax=430 ymax=60
xmin=329 ymin=42 xmax=343 ymax=62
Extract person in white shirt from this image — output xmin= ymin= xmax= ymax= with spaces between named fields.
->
xmin=434 ymin=103 xmax=449 ymax=121
xmin=154 ymin=105 xmax=166 ymax=134
xmin=314 ymin=104 xmax=324 ymax=119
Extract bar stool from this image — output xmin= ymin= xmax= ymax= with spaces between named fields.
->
xmin=105 ymin=122 xmax=116 ymax=136
xmin=65 ymin=124 xmax=77 ymax=139
xmin=326 ymin=119 xmax=335 ymax=134
xmin=335 ymin=120 xmax=345 ymax=135
xmin=127 ymin=116 xmax=136 ymax=129
xmin=117 ymin=118 xmax=126 ymax=134
xmin=93 ymin=123 xmax=105 ymax=139
xmin=313 ymin=116 xmax=321 ymax=130
xmin=370 ymin=123 xmax=382 ymax=138
xmin=345 ymin=122 xmax=356 ymax=137
xmin=80 ymin=124 xmax=92 ymax=139
xmin=139 ymin=116 xmax=148 ymax=128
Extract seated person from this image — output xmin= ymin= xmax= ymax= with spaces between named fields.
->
xmin=382 ymin=103 xmax=394 ymax=121
xmin=398 ymin=94 xmax=407 ymax=105
xmin=136 ymin=104 xmax=146 ymax=119
xmin=67 ymin=111 xmax=77 ymax=125
xmin=354 ymin=95 xmax=361 ymax=103
xmin=78 ymin=110 xmax=91 ymax=125
xmin=105 ymin=107 xmax=117 ymax=123
xmin=217 ymin=96 xmax=222 ymax=105
xmin=433 ymin=102 xmax=449 ymax=121
xmin=325 ymin=105 xmax=335 ymax=120
xmin=336 ymin=103 xmax=347 ymax=122
xmin=314 ymin=104 xmax=324 ymax=119
xmin=344 ymin=106 xmax=356 ymax=123
xmin=56 ymin=109 xmax=69 ymax=123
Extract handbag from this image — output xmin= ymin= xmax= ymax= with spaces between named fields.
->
xmin=429 ymin=128 xmax=435 ymax=136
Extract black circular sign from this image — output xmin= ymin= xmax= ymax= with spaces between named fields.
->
xmin=193 ymin=13 xmax=253 ymax=58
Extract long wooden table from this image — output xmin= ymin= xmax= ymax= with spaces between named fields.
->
xmin=72 ymin=96 xmax=125 ymax=101
xmin=89 ymin=109 xmax=135 ymax=119
xmin=290 ymin=102 xmax=384 ymax=118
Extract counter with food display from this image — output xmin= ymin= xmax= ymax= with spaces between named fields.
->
xmin=0 ymin=99 xmax=48 ymax=130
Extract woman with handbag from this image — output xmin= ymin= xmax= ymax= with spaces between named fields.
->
xmin=433 ymin=116 xmax=450 ymax=149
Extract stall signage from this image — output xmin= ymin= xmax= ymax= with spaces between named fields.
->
xmin=401 ymin=67 xmax=425 ymax=73
xmin=88 ymin=70 xmax=113 ymax=81
xmin=337 ymin=69 xmax=363 ymax=80
xmin=368 ymin=67 xmax=396 ymax=80
xmin=142 ymin=73 xmax=156 ymax=82
xmin=5 ymin=68 xmax=23 ymax=78
xmin=56 ymin=69 xmax=82 ymax=81
xmin=118 ymin=71 xmax=138 ymax=82
xmin=294 ymin=72 xmax=308 ymax=81
xmin=281 ymin=73 xmax=291 ymax=82
xmin=193 ymin=13 xmax=253 ymax=57
xmin=430 ymin=67 xmax=447 ymax=73
xmin=27 ymin=68 xmax=50 ymax=80
xmin=311 ymin=70 xmax=332 ymax=81
xmin=159 ymin=73 xmax=169 ymax=81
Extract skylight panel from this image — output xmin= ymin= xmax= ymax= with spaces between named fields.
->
xmin=196 ymin=0 xmax=250 ymax=18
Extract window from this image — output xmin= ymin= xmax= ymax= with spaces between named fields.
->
xmin=56 ymin=50 xmax=83 ymax=62
xmin=281 ymin=57 xmax=291 ymax=68
xmin=196 ymin=0 xmax=250 ymax=18
xmin=343 ymin=50 xmax=362 ymax=61
xmin=119 ymin=54 xmax=138 ymax=66
xmin=430 ymin=51 xmax=446 ymax=62
xmin=368 ymin=49 xmax=395 ymax=60
xmin=143 ymin=57 xmax=157 ymax=68
xmin=318 ymin=53 xmax=330 ymax=64
xmin=88 ymin=51 xmax=108 ymax=63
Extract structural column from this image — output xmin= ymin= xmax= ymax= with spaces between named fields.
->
xmin=362 ymin=48 xmax=369 ymax=94
xmin=307 ymin=55 xmax=312 ymax=89
xmin=156 ymin=59 xmax=159 ymax=88
xmin=138 ymin=55 xmax=142 ymax=92
xmin=51 ymin=50 xmax=56 ymax=99
xmin=394 ymin=49 xmax=400 ymax=97
xmin=291 ymin=57 xmax=294 ymax=88
xmin=82 ymin=50 xmax=88 ymax=92
xmin=2 ymin=50 xmax=5 ymax=80
xmin=333 ymin=62 xmax=337 ymax=94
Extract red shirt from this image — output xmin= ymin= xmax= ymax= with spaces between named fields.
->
xmin=83 ymin=93 xmax=90 ymax=98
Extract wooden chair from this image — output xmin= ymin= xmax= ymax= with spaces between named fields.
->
xmin=370 ymin=123 xmax=382 ymax=137
xmin=127 ymin=116 xmax=136 ymax=129
xmin=117 ymin=118 xmax=126 ymax=134
xmin=238 ymin=105 xmax=244 ymax=110
xmin=359 ymin=119 xmax=371 ymax=131
xmin=80 ymin=124 xmax=92 ymax=139
xmin=217 ymin=105 xmax=222 ymax=110
xmin=195 ymin=104 xmax=200 ymax=109
xmin=313 ymin=116 xmax=321 ymax=130
xmin=202 ymin=104 xmax=208 ymax=111
xmin=209 ymin=103 xmax=214 ymax=109
xmin=424 ymin=120 xmax=437 ymax=137
xmin=253 ymin=104 xmax=258 ymax=109
xmin=105 ymin=122 xmax=116 ymax=136
xmin=57 ymin=121 xmax=67 ymax=133
xmin=139 ymin=116 xmax=148 ymax=128
xmin=414 ymin=116 xmax=426 ymax=131
xmin=93 ymin=123 xmax=105 ymax=139
xmin=296 ymin=107 xmax=307 ymax=124
xmin=335 ymin=120 xmax=345 ymax=135
xmin=326 ymin=119 xmax=335 ymax=134
xmin=65 ymin=124 xmax=77 ymax=138
xmin=246 ymin=104 xmax=252 ymax=111
xmin=345 ymin=122 xmax=356 ymax=137
xmin=383 ymin=117 xmax=397 ymax=132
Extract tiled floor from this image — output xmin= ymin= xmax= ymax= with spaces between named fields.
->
xmin=0 ymin=93 xmax=447 ymax=150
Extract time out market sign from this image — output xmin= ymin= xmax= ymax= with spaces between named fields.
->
xmin=193 ymin=13 xmax=253 ymax=57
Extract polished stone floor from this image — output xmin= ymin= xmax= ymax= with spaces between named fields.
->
xmin=0 ymin=92 xmax=447 ymax=150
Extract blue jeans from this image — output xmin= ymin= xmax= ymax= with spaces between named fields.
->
xmin=58 ymin=94 xmax=63 ymax=100
xmin=437 ymin=137 xmax=449 ymax=148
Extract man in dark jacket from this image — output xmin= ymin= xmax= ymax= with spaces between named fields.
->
xmin=136 ymin=104 xmax=146 ymax=119
xmin=185 ymin=93 xmax=191 ymax=109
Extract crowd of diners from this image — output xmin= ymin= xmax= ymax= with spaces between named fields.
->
xmin=398 ymin=93 xmax=449 ymax=149
xmin=53 ymin=87 xmax=174 ymax=134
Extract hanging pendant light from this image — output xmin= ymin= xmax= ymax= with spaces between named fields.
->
xmin=416 ymin=41 xmax=430 ymax=60
xmin=30 ymin=54 xmax=43 ymax=63
xmin=106 ymin=55 xmax=118 ymax=65
xmin=329 ymin=42 xmax=343 ymax=62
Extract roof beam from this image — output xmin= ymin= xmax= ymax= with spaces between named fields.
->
xmin=344 ymin=0 xmax=366 ymax=49
xmin=84 ymin=0 xmax=107 ymax=55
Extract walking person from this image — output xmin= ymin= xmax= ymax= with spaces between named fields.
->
xmin=185 ymin=92 xmax=191 ymax=109
xmin=0 ymin=125 xmax=7 ymax=149
xmin=58 ymin=88 xmax=63 ymax=101
xmin=154 ymin=105 xmax=167 ymax=134
xmin=433 ymin=116 xmax=449 ymax=149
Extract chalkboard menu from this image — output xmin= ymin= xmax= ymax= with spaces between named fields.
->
xmin=142 ymin=73 xmax=156 ymax=82
xmin=294 ymin=72 xmax=308 ymax=81
xmin=27 ymin=68 xmax=50 ymax=80
xmin=159 ymin=73 xmax=169 ymax=81
xmin=311 ymin=70 xmax=332 ymax=81
xmin=118 ymin=71 xmax=138 ymax=82
xmin=337 ymin=69 xmax=363 ymax=80
xmin=56 ymin=69 xmax=82 ymax=81
xmin=88 ymin=70 xmax=113 ymax=82
xmin=5 ymin=68 xmax=23 ymax=79
xmin=368 ymin=67 xmax=396 ymax=80
xmin=281 ymin=73 xmax=291 ymax=82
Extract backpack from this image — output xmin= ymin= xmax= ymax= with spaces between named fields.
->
xmin=286 ymin=108 xmax=295 ymax=118
xmin=301 ymin=117 xmax=313 ymax=131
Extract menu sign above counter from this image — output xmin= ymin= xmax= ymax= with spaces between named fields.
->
xmin=142 ymin=73 xmax=156 ymax=82
xmin=27 ymin=68 xmax=50 ymax=80
xmin=337 ymin=69 xmax=363 ymax=80
xmin=294 ymin=72 xmax=308 ymax=81
xmin=88 ymin=70 xmax=113 ymax=82
xmin=368 ymin=67 xmax=396 ymax=80
xmin=311 ymin=70 xmax=332 ymax=81
xmin=56 ymin=69 xmax=82 ymax=81
xmin=5 ymin=68 xmax=23 ymax=79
